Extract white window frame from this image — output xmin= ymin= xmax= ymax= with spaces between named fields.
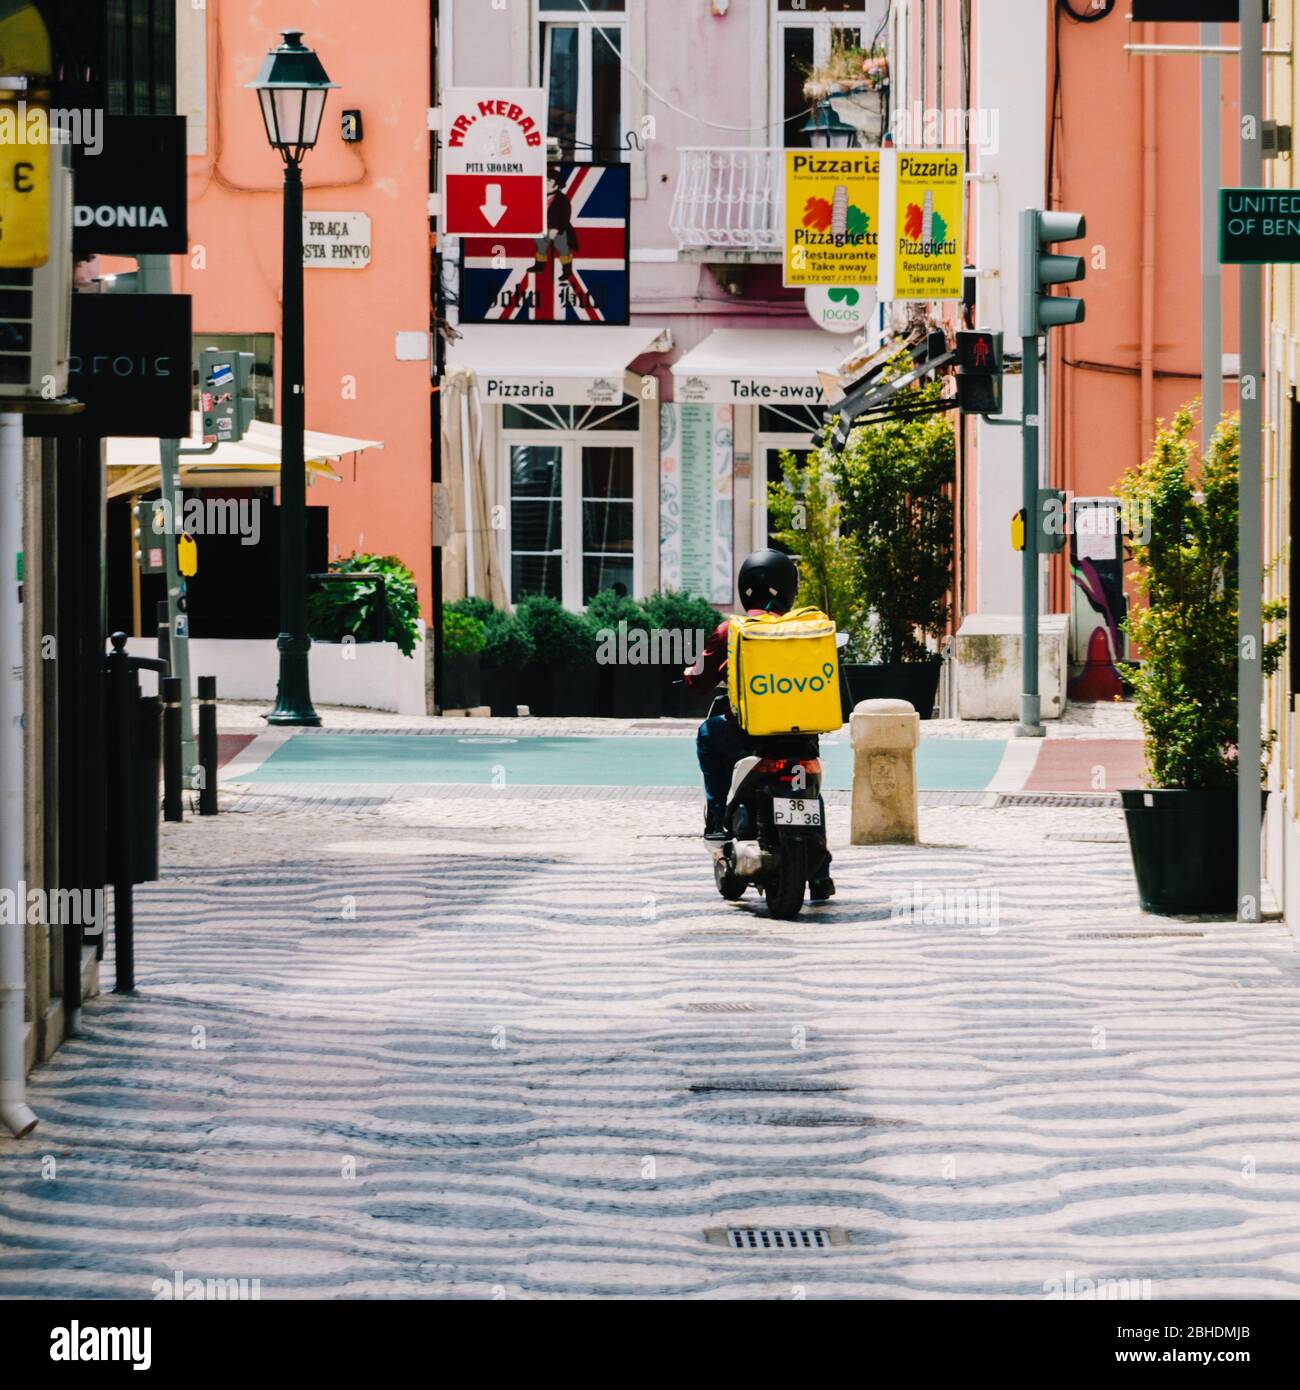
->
xmin=502 ymin=423 xmax=643 ymax=610
xmin=769 ymin=2 xmax=872 ymax=145
xmin=536 ymin=5 xmax=630 ymax=158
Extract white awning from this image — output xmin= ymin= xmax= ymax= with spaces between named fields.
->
xmin=446 ymin=324 xmax=669 ymax=406
xmin=105 ymin=415 xmax=383 ymax=498
xmin=670 ymin=328 xmax=845 ymax=406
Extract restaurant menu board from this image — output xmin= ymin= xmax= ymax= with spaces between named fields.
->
xmin=660 ymin=402 xmax=733 ymax=604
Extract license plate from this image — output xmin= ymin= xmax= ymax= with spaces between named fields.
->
xmin=773 ymin=797 xmax=821 ymax=828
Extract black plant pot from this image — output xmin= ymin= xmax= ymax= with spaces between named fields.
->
xmin=479 ymin=664 xmax=518 ymax=717
xmin=1120 ymin=788 xmax=1268 ymax=915
xmin=441 ymin=652 xmax=481 ymax=711
xmin=600 ymin=665 xmax=665 ymax=719
xmin=521 ymin=665 xmax=600 ymax=717
xmin=843 ymin=662 xmax=942 ymax=720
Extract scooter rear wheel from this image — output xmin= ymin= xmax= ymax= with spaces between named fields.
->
xmin=764 ymin=840 xmax=808 ymax=919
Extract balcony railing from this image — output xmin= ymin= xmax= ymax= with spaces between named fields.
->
xmin=670 ymin=148 xmax=781 ymax=255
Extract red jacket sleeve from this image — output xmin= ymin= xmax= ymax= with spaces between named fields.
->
xmin=684 ymin=618 xmax=731 ymax=691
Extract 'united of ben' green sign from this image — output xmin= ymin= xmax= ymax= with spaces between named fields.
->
xmin=1220 ymin=187 xmax=1300 ymax=264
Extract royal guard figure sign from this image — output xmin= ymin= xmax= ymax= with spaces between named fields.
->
xmin=442 ymin=88 xmax=547 ymax=238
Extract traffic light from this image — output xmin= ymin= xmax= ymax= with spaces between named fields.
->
xmin=199 ymin=347 xmax=256 ymax=444
xmin=1020 ymin=209 xmax=1086 ymax=338
xmin=955 ymin=329 xmax=1003 ymax=416
xmin=1037 ymin=488 xmax=1068 ymax=555
xmin=134 ymin=500 xmax=168 ymax=575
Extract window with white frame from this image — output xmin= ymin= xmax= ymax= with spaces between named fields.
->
xmin=772 ymin=1 xmax=886 ymax=148
xmin=755 ymin=405 xmax=825 ymax=552
xmin=538 ymin=0 xmax=628 ymax=160
xmin=503 ymin=397 xmax=641 ymax=608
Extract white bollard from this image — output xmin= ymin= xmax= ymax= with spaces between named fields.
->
xmin=850 ymin=698 xmax=921 ymax=845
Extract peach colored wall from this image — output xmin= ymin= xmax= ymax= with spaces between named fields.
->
xmin=1048 ymin=12 xmax=1240 ymax=614
xmin=176 ymin=1 xmax=434 ymax=619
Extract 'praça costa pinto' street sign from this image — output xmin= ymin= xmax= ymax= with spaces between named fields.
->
xmin=1219 ymin=187 xmax=1300 ymax=264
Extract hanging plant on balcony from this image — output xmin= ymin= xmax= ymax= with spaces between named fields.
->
xmin=802 ymin=40 xmax=888 ymax=101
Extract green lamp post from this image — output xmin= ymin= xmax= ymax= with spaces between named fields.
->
xmin=247 ymin=29 xmax=337 ymax=727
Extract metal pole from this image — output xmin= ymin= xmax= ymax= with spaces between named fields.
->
xmin=1019 ymin=333 xmax=1043 ymax=737
xmin=1238 ymin=0 xmax=1263 ymax=922
xmin=161 ymin=676 xmax=183 ymax=823
xmin=267 ymin=160 xmax=321 ymax=726
xmin=197 ymin=675 xmax=219 ymax=816
xmin=0 ymin=412 xmax=36 ymax=1136
xmin=430 ymin=0 xmax=445 ymax=715
xmin=108 ymin=635 xmax=136 ymax=995
xmin=156 ymin=599 xmax=171 ymax=674
xmin=1201 ymin=22 xmax=1222 ymax=440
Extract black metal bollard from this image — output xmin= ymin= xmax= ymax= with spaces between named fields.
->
xmin=107 ymin=634 xmax=137 ymax=992
xmin=162 ymin=675 xmax=183 ymax=823
xmin=156 ymin=600 xmax=172 ymax=673
xmin=198 ymin=675 xmax=218 ymax=816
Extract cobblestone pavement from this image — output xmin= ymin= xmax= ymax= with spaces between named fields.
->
xmin=3 ymin=785 xmax=1299 ymax=1300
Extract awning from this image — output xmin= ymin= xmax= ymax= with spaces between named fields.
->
xmin=670 ymin=328 xmax=846 ymax=406
xmin=446 ymin=324 xmax=668 ymax=406
xmin=105 ymin=415 xmax=383 ymax=500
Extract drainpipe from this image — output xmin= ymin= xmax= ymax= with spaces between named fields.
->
xmin=1140 ymin=42 xmax=1157 ymax=457
xmin=0 ymin=412 xmax=37 ymax=1138
xmin=459 ymin=379 xmax=477 ymax=601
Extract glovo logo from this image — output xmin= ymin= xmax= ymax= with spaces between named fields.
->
xmin=748 ymin=663 xmax=837 ymax=698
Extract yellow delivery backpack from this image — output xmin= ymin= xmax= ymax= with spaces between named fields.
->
xmin=727 ymin=607 xmax=842 ymax=737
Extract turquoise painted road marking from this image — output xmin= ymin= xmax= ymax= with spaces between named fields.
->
xmin=239 ymin=733 xmax=1008 ymax=792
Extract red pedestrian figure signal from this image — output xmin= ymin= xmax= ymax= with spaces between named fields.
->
xmin=972 ymin=336 xmax=991 ymax=368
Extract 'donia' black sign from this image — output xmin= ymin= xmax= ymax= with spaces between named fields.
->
xmin=28 ymin=294 xmax=192 ymax=439
xmin=72 ymin=116 xmax=188 ymax=256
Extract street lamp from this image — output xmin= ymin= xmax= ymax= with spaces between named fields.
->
xmin=247 ymin=29 xmax=337 ymax=727
xmin=802 ymin=99 xmax=858 ymax=150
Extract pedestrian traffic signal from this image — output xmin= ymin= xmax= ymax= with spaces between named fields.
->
xmin=133 ymin=500 xmax=167 ymax=575
xmin=1020 ymin=209 xmax=1086 ymax=338
xmin=955 ymin=329 xmax=1003 ymax=416
xmin=199 ymin=348 xmax=256 ymax=444
xmin=1037 ymin=488 xmax=1068 ymax=554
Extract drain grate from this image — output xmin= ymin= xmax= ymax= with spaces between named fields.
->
xmin=1070 ymin=930 xmax=1206 ymax=940
xmin=996 ymin=792 xmax=1120 ymax=808
xmin=727 ymin=1228 xmax=832 ymax=1251
xmin=683 ymin=1001 xmax=756 ymax=1013
xmin=1046 ymin=832 xmax=1127 ymax=843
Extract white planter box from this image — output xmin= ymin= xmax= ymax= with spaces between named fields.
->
xmin=954 ymin=614 xmax=1069 ymax=721
xmin=123 ymin=623 xmax=427 ymax=716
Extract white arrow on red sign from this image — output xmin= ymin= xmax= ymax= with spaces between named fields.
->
xmin=441 ymin=88 xmax=547 ymax=238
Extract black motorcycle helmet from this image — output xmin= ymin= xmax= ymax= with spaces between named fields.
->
xmin=737 ymin=548 xmax=799 ymax=612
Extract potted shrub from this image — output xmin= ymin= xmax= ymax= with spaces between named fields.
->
xmin=307 ymin=552 xmax=421 ymax=655
xmin=440 ymin=609 xmax=486 ymax=710
xmin=644 ymin=589 xmax=724 ymax=718
xmin=767 ymin=446 xmax=868 ymax=722
xmin=1116 ymin=407 xmax=1285 ymax=915
xmin=516 ymin=594 xmax=599 ymax=715
xmin=830 ymin=361 xmax=955 ymax=718
xmin=446 ymin=597 xmax=531 ymax=714
xmin=587 ymin=587 xmax=663 ymax=718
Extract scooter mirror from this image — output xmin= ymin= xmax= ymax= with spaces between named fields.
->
xmin=835 ymin=632 xmax=850 ymax=649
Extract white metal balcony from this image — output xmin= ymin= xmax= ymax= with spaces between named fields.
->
xmin=669 ymin=148 xmax=782 ymax=261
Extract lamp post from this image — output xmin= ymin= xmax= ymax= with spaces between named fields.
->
xmin=802 ymin=98 xmax=858 ymax=150
xmin=248 ymin=29 xmax=337 ymax=726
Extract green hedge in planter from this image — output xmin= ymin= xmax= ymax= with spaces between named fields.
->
xmin=516 ymin=594 xmax=598 ymax=669
xmin=1117 ymin=407 xmax=1286 ymax=789
xmin=307 ymin=553 xmax=420 ymax=657
xmin=442 ymin=609 xmax=486 ymax=656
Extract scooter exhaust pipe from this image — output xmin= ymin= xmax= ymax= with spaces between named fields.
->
xmin=730 ymin=841 xmax=776 ymax=879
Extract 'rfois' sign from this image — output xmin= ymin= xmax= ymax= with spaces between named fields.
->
xmin=459 ymin=163 xmax=630 ymax=324
xmin=28 ymin=294 xmax=192 ymax=438
xmin=303 ymin=211 xmax=372 ymax=269
xmin=72 ymin=116 xmax=187 ymax=256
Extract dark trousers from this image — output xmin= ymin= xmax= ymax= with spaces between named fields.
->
xmin=696 ymin=710 xmax=754 ymax=816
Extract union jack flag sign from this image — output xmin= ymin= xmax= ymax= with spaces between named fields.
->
xmin=459 ymin=162 xmax=630 ymax=325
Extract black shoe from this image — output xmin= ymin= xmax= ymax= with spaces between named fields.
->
xmin=704 ymin=807 xmax=728 ymax=841
xmin=809 ymin=878 xmax=836 ymax=903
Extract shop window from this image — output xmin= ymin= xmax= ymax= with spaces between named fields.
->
xmin=539 ymin=1 xmax=627 ymax=159
xmin=191 ymin=333 xmax=276 ymax=423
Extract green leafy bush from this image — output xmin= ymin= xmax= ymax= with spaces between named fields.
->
xmin=643 ymin=589 xmax=721 ymax=635
xmin=1117 ymin=407 xmax=1285 ymax=789
xmin=442 ymin=609 xmax=486 ymax=657
xmin=307 ymin=553 xmax=420 ymax=658
xmin=767 ymin=446 xmax=868 ymax=657
xmin=480 ymin=608 xmax=534 ymax=669
xmin=446 ymin=596 xmax=496 ymax=625
xmin=585 ymin=587 xmax=651 ymax=633
xmin=831 ymin=358 xmax=955 ymax=663
xmin=516 ymin=594 xmax=597 ymax=669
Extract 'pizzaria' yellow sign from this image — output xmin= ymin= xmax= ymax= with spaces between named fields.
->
xmin=783 ymin=149 xmax=879 ymax=288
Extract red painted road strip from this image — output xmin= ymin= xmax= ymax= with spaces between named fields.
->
xmin=1022 ymin=739 xmax=1146 ymax=794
